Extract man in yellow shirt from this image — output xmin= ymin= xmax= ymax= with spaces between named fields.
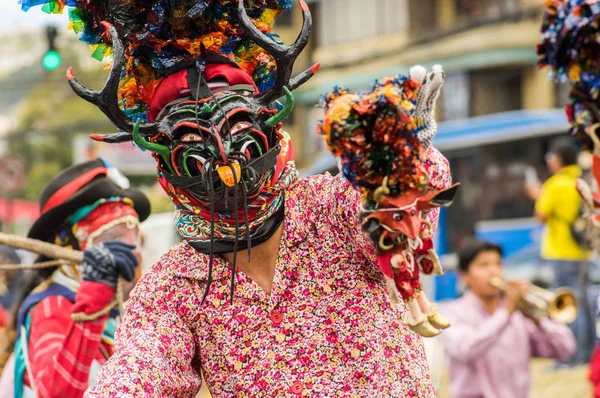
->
xmin=526 ymin=137 xmax=593 ymax=366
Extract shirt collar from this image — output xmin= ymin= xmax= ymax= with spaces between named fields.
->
xmin=462 ymin=289 xmax=505 ymax=315
xmin=461 ymin=290 xmax=483 ymax=309
xmin=283 ymin=185 xmax=309 ymax=247
xmin=171 ymin=241 xmax=231 ymax=282
xmin=557 ymin=165 xmax=582 ymax=178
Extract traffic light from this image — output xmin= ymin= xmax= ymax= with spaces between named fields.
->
xmin=42 ymin=26 xmax=61 ymax=71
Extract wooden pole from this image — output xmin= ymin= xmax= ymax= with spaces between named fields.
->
xmin=0 ymin=232 xmax=83 ymax=263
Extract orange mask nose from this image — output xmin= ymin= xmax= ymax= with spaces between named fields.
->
xmin=217 ymin=163 xmax=242 ymax=187
xmin=398 ymin=214 xmax=421 ymax=240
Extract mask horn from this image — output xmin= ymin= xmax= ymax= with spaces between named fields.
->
xmin=427 ymin=183 xmax=460 ymax=208
xmin=67 ymin=22 xmax=159 ymax=143
xmin=233 ymin=0 xmax=317 ymax=106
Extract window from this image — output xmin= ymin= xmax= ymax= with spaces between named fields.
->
xmin=454 ymin=0 xmax=520 ymax=23
xmin=470 ymin=68 xmax=522 ymax=117
xmin=317 ymin=0 xmax=409 ymax=46
xmin=444 ymin=135 xmax=558 ymax=251
xmin=408 ymin=0 xmax=437 ymax=35
xmin=378 ymin=0 xmax=409 ymax=36
xmin=303 ymin=107 xmax=325 ymax=162
xmin=441 ymin=72 xmax=470 ymax=121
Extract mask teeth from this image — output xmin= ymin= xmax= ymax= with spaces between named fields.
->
xmin=189 ymin=154 xmax=207 ymax=166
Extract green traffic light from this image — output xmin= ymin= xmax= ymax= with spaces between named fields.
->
xmin=42 ymin=50 xmax=61 ymax=71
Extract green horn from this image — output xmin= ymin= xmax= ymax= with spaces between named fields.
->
xmin=132 ymin=119 xmax=174 ymax=173
xmin=265 ymin=86 xmax=294 ymax=128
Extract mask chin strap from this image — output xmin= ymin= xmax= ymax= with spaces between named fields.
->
xmin=191 ymin=58 xmax=234 ymax=305
xmin=200 ymin=159 xmax=216 ymax=306
xmin=241 ymin=179 xmax=251 ymax=261
xmin=198 ymin=159 xmax=249 ymax=306
xmin=187 ymin=206 xmax=284 ymax=254
xmin=229 ymin=163 xmax=240 ymax=304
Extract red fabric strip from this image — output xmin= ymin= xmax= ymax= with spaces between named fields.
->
xmin=41 ymin=168 xmax=107 ymax=214
xmin=593 ymin=154 xmax=600 ymax=191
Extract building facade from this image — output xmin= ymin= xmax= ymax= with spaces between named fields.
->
xmin=288 ymin=0 xmax=560 ymax=170
xmin=282 ymin=0 xmax=572 ymax=257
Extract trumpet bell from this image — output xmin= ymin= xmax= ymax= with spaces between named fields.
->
xmin=548 ymin=288 xmax=578 ymax=324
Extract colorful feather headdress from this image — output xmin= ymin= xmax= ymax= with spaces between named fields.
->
xmin=537 ymin=0 xmax=600 ymax=150
xmin=318 ymin=76 xmax=428 ymax=201
xmin=19 ymin=0 xmax=293 ymax=122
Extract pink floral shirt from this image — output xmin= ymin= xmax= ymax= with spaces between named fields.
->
xmin=87 ymin=147 xmax=450 ymax=397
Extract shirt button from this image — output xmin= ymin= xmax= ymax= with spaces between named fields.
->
xmin=290 ymin=381 xmax=304 ymax=394
xmin=270 ymin=310 xmax=284 ymax=325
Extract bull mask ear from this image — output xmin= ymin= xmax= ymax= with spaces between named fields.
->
xmin=428 ymin=183 xmax=460 ymax=208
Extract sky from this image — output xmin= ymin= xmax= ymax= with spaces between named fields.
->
xmin=0 ymin=0 xmax=69 ymax=31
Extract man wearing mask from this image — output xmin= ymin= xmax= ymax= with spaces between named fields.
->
xmin=0 ymin=158 xmax=150 ymax=398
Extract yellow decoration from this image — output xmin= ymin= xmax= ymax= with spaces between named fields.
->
xmin=569 ymin=64 xmax=582 ymax=83
xmin=321 ymin=94 xmax=360 ymax=137
xmin=217 ymin=163 xmax=242 ymax=187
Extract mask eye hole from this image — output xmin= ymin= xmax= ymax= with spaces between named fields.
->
xmin=392 ymin=213 xmax=402 ymax=221
xmin=230 ymin=121 xmax=253 ymax=135
xmin=181 ymin=133 xmax=203 ymax=142
xmin=411 ymin=209 xmax=416 ymax=216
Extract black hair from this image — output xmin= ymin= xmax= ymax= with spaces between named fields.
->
xmin=457 ymin=240 xmax=503 ymax=273
xmin=549 ymin=136 xmax=578 ymax=167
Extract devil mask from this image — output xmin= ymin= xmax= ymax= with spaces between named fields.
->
xmin=68 ymin=3 xmax=315 ymax=237
xmin=65 ymin=1 xmax=317 ymax=301
xmin=145 ymin=56 xmax=290 ymax=209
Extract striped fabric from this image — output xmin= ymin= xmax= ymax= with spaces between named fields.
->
xmin=21 ymin=281 xmax=115 ymax=398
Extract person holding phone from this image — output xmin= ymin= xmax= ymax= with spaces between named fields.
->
xmin=525 ymin=137 xmax=593 ymax=366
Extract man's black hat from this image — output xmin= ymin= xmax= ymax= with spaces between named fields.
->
xmin=28 ymin=158 xmax=151 ymax=242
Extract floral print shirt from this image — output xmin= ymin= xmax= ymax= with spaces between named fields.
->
xmin=87 ymin=146 xmax=450 ymax=397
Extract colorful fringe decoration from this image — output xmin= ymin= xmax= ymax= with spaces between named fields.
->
xmin=318 ymin=76 xmax=428 ymax=199
xmin=538 ymin=0 xmax=600 ymax=150
xmin=19 ymin=0 xmax=292 ymax=121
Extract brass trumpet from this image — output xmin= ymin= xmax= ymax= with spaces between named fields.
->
xmin=490 ymin=277 xmax=578 ymax=324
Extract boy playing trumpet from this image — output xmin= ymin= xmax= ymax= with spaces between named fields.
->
xmin=439 ymin=240 xmax=575 ymax=398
